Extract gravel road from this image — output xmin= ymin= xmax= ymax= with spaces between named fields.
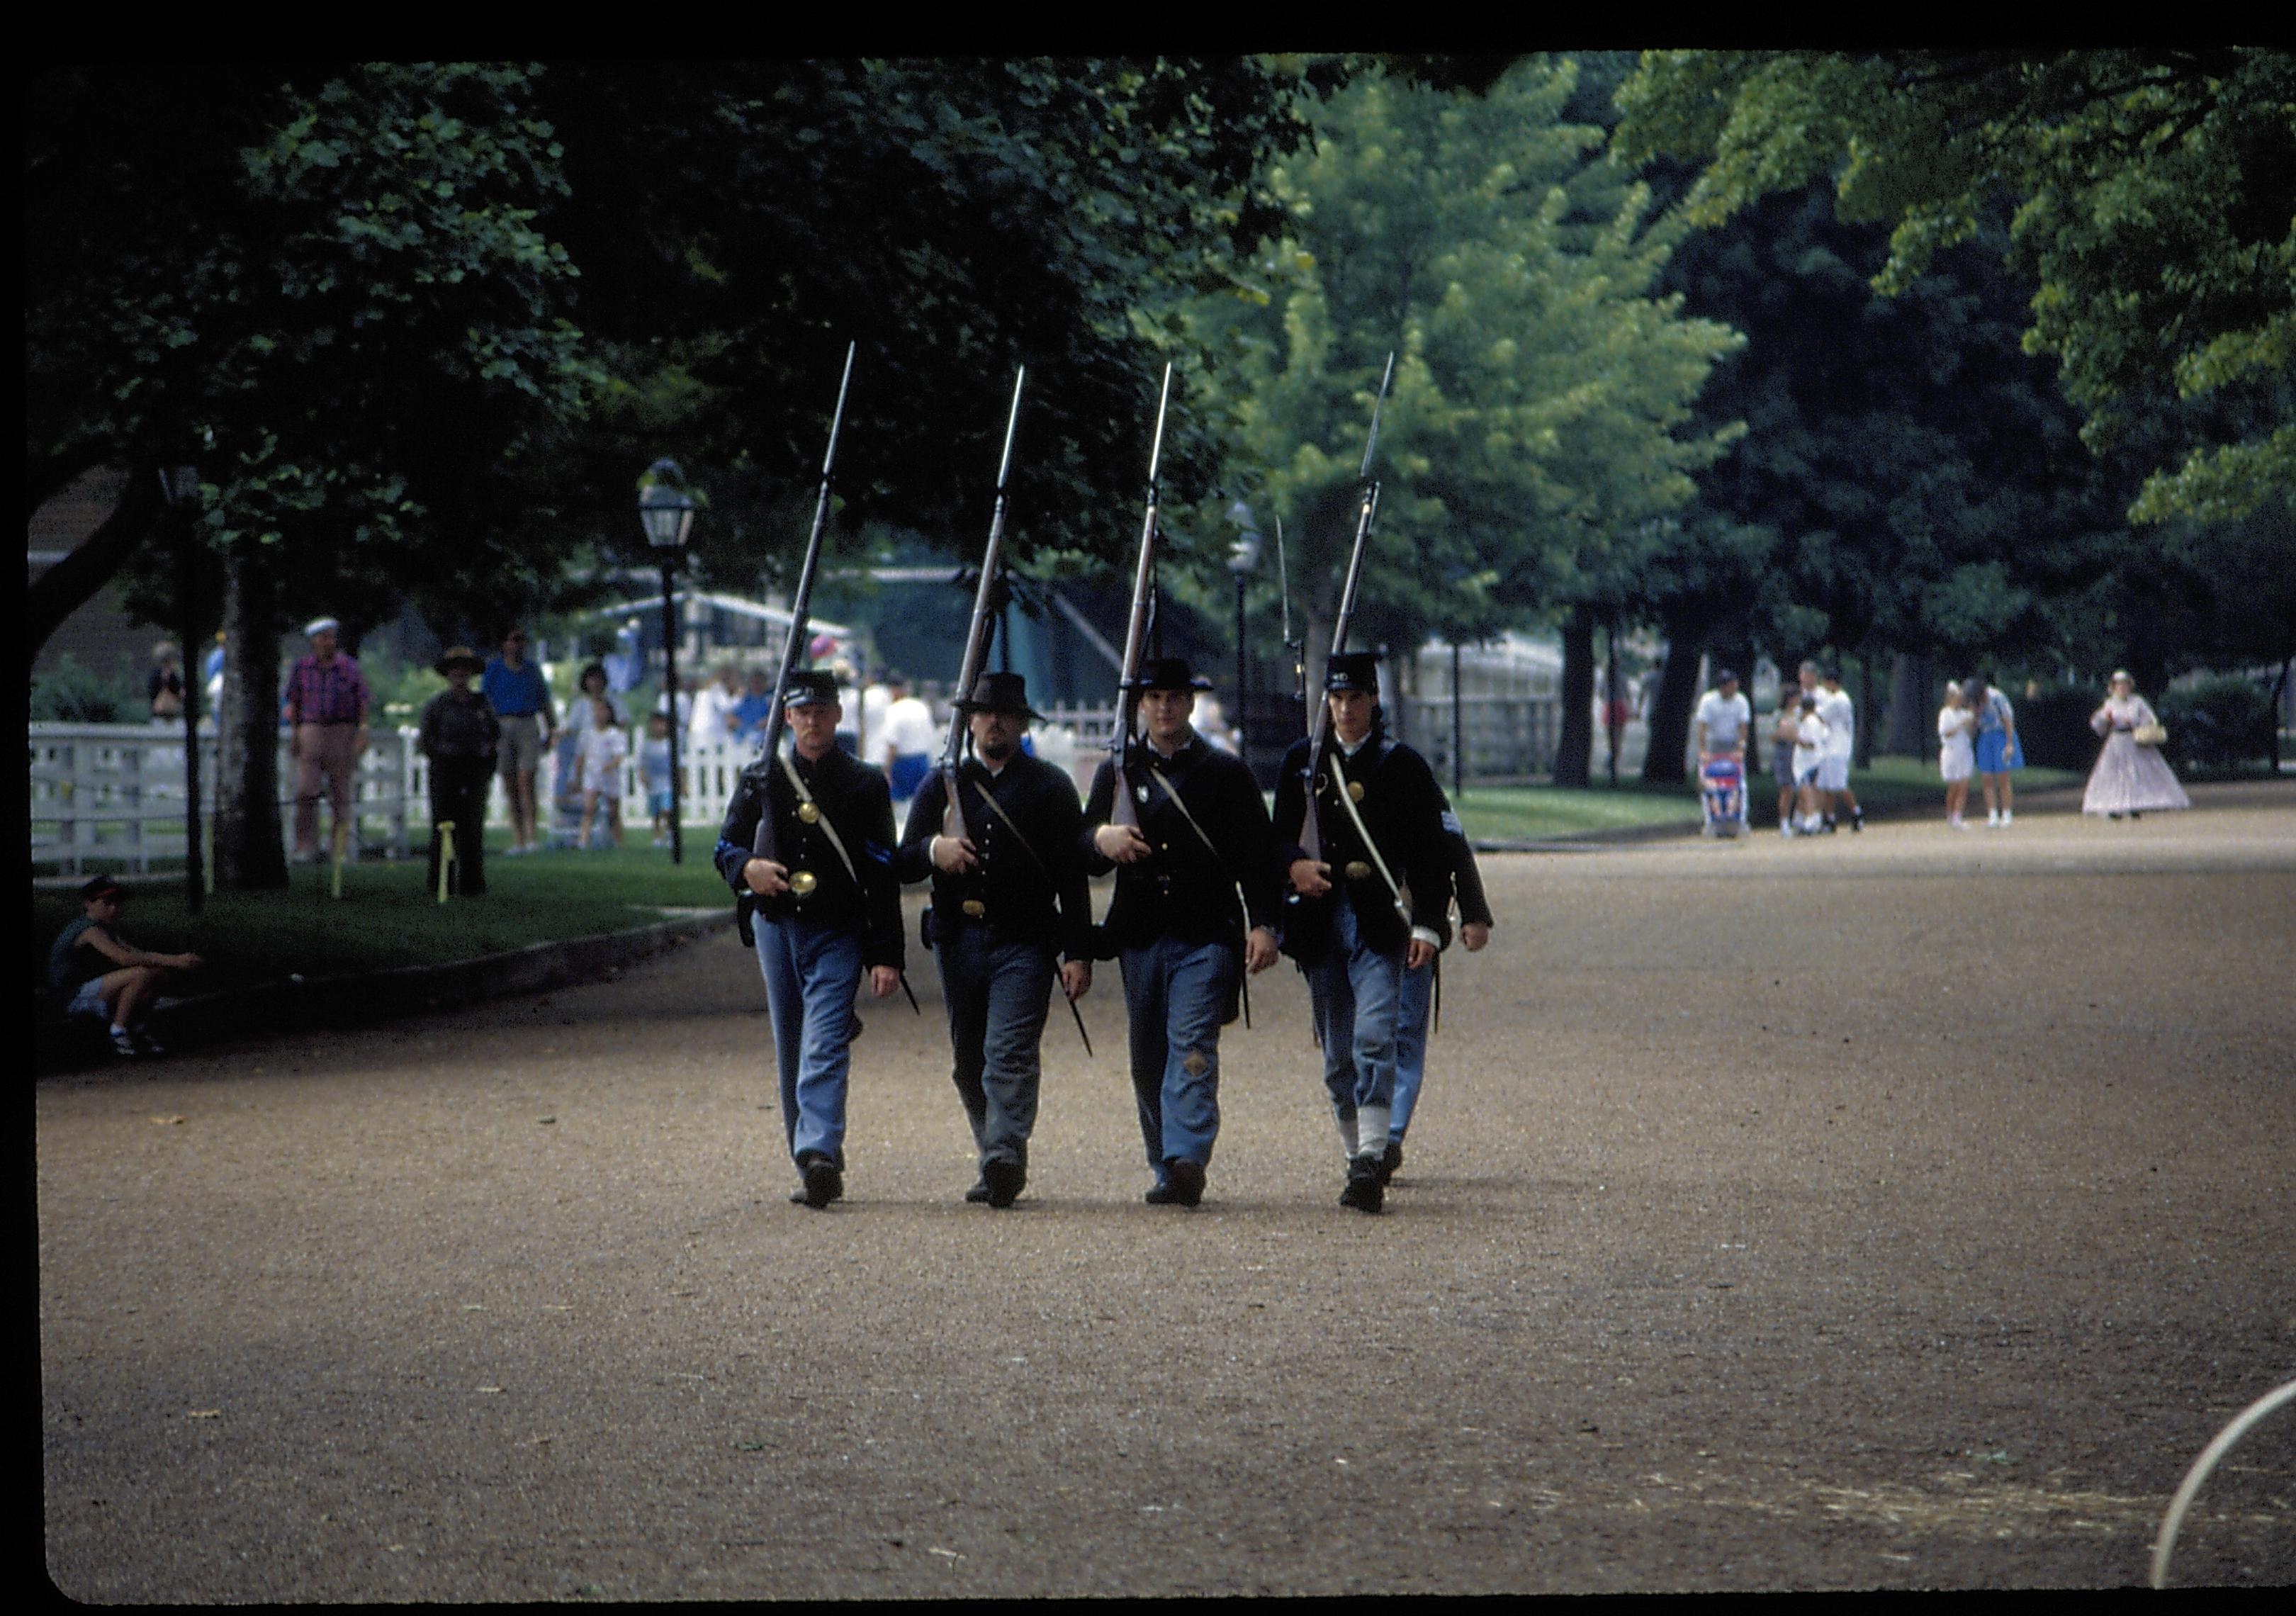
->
xmin=37 ymin=781 xmax=2296 ymax=1596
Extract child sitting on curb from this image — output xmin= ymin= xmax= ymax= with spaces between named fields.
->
xmin=48 ymin=875 xmax=204 ymax=1057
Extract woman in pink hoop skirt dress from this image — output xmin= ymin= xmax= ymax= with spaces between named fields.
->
xmin=2083 ymin=670 xmax=2190 ymax=819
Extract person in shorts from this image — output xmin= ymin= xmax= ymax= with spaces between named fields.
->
xmin=49 ymin=876 xmax=203 ymax=1057
xmin=1789 ymin=694 xmax=1831 ymax=836
xmin=483 ymin=628 xmax=555 ymax=855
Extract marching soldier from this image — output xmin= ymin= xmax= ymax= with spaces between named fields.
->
xmin=1385 ymin=794 xmax=1495 ymax=1181
xmin=1079 ymin=657 xmax=1282 ymax=1208
xmin=716 ymin=670 xmax=904 ymax=1210
xmin=896 ymin=671 xmax=1093 ymax=1208
xmin=1273 ymin=651 xmax=1451 ymax=1214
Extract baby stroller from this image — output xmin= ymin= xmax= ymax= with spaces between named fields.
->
xmin=1700 ymin=755 xmax=1748 ymax=838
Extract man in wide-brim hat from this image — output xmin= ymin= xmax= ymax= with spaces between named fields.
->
xmin=416 ymin=647 xmax=500 ymax=897
xmin=896 ymin=668 xmax=1092 ymax=1208
xmin=716 ymin=668 xmax=906 ymax=1209
xmin=1271 ymin=650 xmax=1453 ymax=1215
xmin=1080 ymin=656 xmax=1281 ymax=1208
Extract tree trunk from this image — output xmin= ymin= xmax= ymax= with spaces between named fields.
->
xmin=1641 ymin=608 xmax=1705 ymax=785
xmin=1855 ymin=654 xmax=1877 ymax=769
xmin=214 ymin=543 xmax=289 ymax=890
xmin=1553 ymin=607 xmax=1595 ymax=787
xmin=26 ymin=462 xmax=162 ymax=670
xmin=1884 ymin=651 xmax=1932 ymax=759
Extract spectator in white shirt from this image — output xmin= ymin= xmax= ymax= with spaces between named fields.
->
xmin=689 ymin=662 xmax=743 ymax=751
xmin=1694 ymin=668 xmax=1750 ymax=763
xmin=877 ymin=671 xmax=937 ymax=807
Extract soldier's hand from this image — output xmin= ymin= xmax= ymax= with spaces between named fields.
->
xmin=1244 ymin=926 xmax=1278 ymax=975
xmin=868 ymin=966 xmax=901 ymax=999
xmin=1407 ymin=938 xmax=1436 ymax=971
xmin=1289 ymin=858 xmax=1332 ymax=897
xmin=931 ymin=834 xmax=980 ymax=873
xmin=1061 ymin=960 xmax=1092 ymax=1001
xmin=1094 ymin=823 xmax=1152 ymax=864
xmin=743 ymin=858 xmax=792 ymax=897
xmin=1461 ymin=922 xmax=1490 ymax=953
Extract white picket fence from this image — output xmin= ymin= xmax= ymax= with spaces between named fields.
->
xmin=28 ymin=716 xmax=1118 ymax=875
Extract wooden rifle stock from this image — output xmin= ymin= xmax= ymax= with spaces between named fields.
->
xmin=1108 ymin=363 xmax=1176 ymax=830
xmin=939 ymin=366 xmax=1029 ymax=844
xmin=750 ymin=341 xmax=857 ymax=875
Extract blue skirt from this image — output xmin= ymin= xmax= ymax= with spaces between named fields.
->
xmin=1975 ymin=729 xmax=2022 ymax=773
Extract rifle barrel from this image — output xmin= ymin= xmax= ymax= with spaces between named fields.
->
xmin=940 ymin=367 xmax=1030 ymax=841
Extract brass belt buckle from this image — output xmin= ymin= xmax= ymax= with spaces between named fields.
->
xmin=1343 ymin=860 xmax=1373 ymax=881
xmin=961 ymin=898 xmax=987 ymax=919
xmin=789 ymin=870 xmax=818 ymax=897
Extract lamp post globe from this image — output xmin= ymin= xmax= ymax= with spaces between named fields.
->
xmin=636 ymin=460 xmax=698 ymax=862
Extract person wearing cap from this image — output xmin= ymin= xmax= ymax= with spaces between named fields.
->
xmin=716 ymin=669 xmax=906 ymax=1210
xmin=896 ymin=670 xmax=1093 ymax=1209
xmin=483 ymin=627 xmax=555 ymax=855
xmin=48 ymin=876 xmax=203 ymax=1058
xmin=1079 ymin=657 xmax=1281 ymax=1207
xmin=1385 ymin=790 xmax=1494 ymax=1180
xmin=283 ymin=616 xmax=373 ymax=865
xmin=417 ymin=647 xmax=501 ymax=896
xmin=1272 ymin=651 xmax=1453 ymax=1215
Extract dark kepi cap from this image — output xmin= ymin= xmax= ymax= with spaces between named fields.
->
xmin=1125 ymin=656 xmax=1213 ymax=692
xmin=1324 ymin=651 xmax=1380 ymax=694
xmin=79 ymin=875 xmax=125 ymax=902
xmin=434 ymin=645 xmax=484 ymax=676
xmin=956 ymin=670 xmax=1042 ymax=720
xmin=783 ymin=669 xmax=840 ymax=708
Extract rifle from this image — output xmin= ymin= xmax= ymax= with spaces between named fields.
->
xmin=748 ymin=341 xmax=857 ymax=902
xmin=1108 ymin=363 xmax=1176 ymax=829
xmin=1298 ymin=351 xmax=1395 ymax=873
xmin=938 ymin=366 xmax=1028 ymax=846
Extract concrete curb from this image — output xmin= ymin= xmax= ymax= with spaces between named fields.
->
xmin=40 ymin=909 xmax=737 ymax=1072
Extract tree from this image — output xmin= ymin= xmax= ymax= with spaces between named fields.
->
xmin=1155 ymin=59 xmax=1742 ymax=783
xmin=28 ymin=62 xmax=600 ymax=885
xmin=1616 ymin=49 xmax=2296 ymax=526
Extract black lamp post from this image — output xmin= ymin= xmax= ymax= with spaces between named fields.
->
xmin=638 ymin=460 xmax=697 ymax=863
xmin=1226 ymin=500 xmax=1261 ymax=763
xmin=159 ymin=466 xmax=203 ymax=914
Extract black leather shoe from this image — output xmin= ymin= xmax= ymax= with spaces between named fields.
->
xmin=798 ymin=1154 xmax=843 ymax=1209
xmin=1377 ymin=1140 xmax=1403 ymax=1185
xmin=1339 ymin=1155 xmax=1384 ymax=1214
xmin=1165 ymin=1159 xmax=1205 ymax=1207
xmin=982 ymin=1157 xmax=1025 ymax=1208
xmin=1144 ymin=1180 xmax=1183 ymax=1205
xmin=964 ymin=1179 xmax=992 ymax=1204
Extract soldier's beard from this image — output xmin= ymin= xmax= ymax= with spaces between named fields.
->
xmin=979 ymin=736 xmax=1015 ymax=763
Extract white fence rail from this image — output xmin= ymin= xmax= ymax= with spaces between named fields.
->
xmin=29 ymin=717 xmax=1121 ymax=874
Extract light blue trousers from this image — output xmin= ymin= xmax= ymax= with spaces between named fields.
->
xmin=1120 ymin=936 xmax=1237 ymax=1176
xmin=753 ymin=917 xmax=864 ymax=1167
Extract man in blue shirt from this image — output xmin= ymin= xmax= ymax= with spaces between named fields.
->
xmin=732 ymin=667 xmax=777 ymax=748
xmin=482 ymin=627 xmax=555 ymax=856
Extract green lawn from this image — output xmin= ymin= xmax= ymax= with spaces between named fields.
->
xmin=32 ymin=832 xmax=736 ymax=998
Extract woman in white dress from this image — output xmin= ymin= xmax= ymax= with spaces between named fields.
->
xmin=1937 ymin=681 xmax=1976 ymax=829
xmin=2082 ymin=670 xmax=2190 ymax=819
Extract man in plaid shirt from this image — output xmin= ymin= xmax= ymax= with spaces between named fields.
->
xmin=284 ymin=616 xmax=373 ymax=864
